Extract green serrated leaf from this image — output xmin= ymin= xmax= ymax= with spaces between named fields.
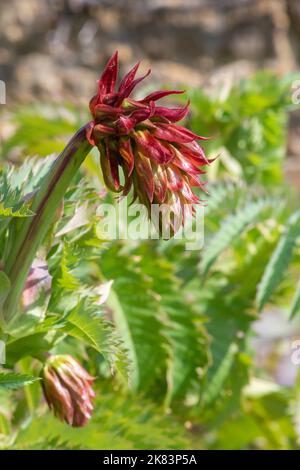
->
xmin=256 ymin=210 xmax=300 ymax=311
xmin=201 ymin=199 xmax=269 ymax=275
xmin=135 ymin=245 xmax=208 ymax=401
xmin=102 ymin=244 xmax=168 ymax=392
xmin=202 ymin=342 xmax=238 ymax=407
xmin=0 ymin=202 xmax=34 ymax=219
xmin=62 ymin=301 xmax=129 ymax=379
xmin=0 ymin=372 xmax=39 ymax=390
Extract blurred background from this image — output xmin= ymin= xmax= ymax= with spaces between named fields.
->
xmin=1 ymin=0 xmax=300 ymax=182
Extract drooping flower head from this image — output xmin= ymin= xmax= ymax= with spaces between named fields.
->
xmin=87 ymin=51 xmax=211 ymax=234
xmin=41 ymin=354 xmax=95 ymax=427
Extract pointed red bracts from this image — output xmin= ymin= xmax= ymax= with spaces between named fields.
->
xmin=41 ymin=355 xmax=95 ymax=427
xmin=87 ymin=52 xmax=211 ymax=228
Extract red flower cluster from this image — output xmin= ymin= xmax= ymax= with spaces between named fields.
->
xmin=41 ymin=355 xmax=95 ymax=427
xmin=87 ymin=52 xmax=210 ymax=232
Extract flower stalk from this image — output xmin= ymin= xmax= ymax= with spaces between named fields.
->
xmin=2 ymin=126 xmax=92 ymax=326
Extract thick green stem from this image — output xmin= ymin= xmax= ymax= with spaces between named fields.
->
xmin=2 ymin=125 xmax=92 ymax=326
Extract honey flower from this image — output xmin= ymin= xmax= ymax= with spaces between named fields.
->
xmin=41 ymin=354 xmax=95 ymax=427
xmin=87 ymin=52 xmax=211 ymax=233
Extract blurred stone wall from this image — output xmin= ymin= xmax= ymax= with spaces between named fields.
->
xmin=1 ymin=0 xmax=300 ymax=181
xmin=1 ymin=0 xmax=300 ymax=103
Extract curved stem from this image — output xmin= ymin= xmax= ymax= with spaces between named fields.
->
xmin=2 ymin=125 xmax=92 ymax=326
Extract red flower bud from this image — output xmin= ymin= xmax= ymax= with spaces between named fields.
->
xmin=41 ymin=355 xmax=95 ymax=427
xmin=87 ymin=52 xmax=212 ymax=233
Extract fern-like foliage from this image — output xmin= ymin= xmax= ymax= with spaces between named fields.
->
xmin=62 ymin=300 xmax=129 ymax=379
xmin=200 ymin=198 xmax=273 ymax=275
xmin=256 ymin=210 xmax=300 ymax=311
xmin=1 ymin=73 xmax=300 ymax=450
xmin=101 ymin=244 xmax=169 ymax=393
xmin=8 ymin=384 xmax=190 ymax=450
xmin=0 ymin=372 xmax=39 ymax=390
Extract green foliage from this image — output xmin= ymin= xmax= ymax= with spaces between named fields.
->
xmin=101 ymin=244 xmax=208 ymax=401
xmin=186 ymin=72 xmax=291 ymax=185
xmin=1 ymin=105 xmax=86 ymax=158
xmin=2 ymin=383 xmax=190 ymax=450
xmin=101 ymin=244 xmax=169 ymax=393
xmin=200 ymin=198 xmax=272 ymax=275
xmin=61 ymin=300 xmax=129 ymax=379
xmin=0 ymin=167 xmax=34 ymax=224
xmin=256 ymin=211 xmax=300 ymax=311
xmin=1 ymin=72 xmax=300 ymax=449
xmin=289 ymin=277 xmax=300 ymax=319
xmin=0 ymin=372 xmax=39 ymax=390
